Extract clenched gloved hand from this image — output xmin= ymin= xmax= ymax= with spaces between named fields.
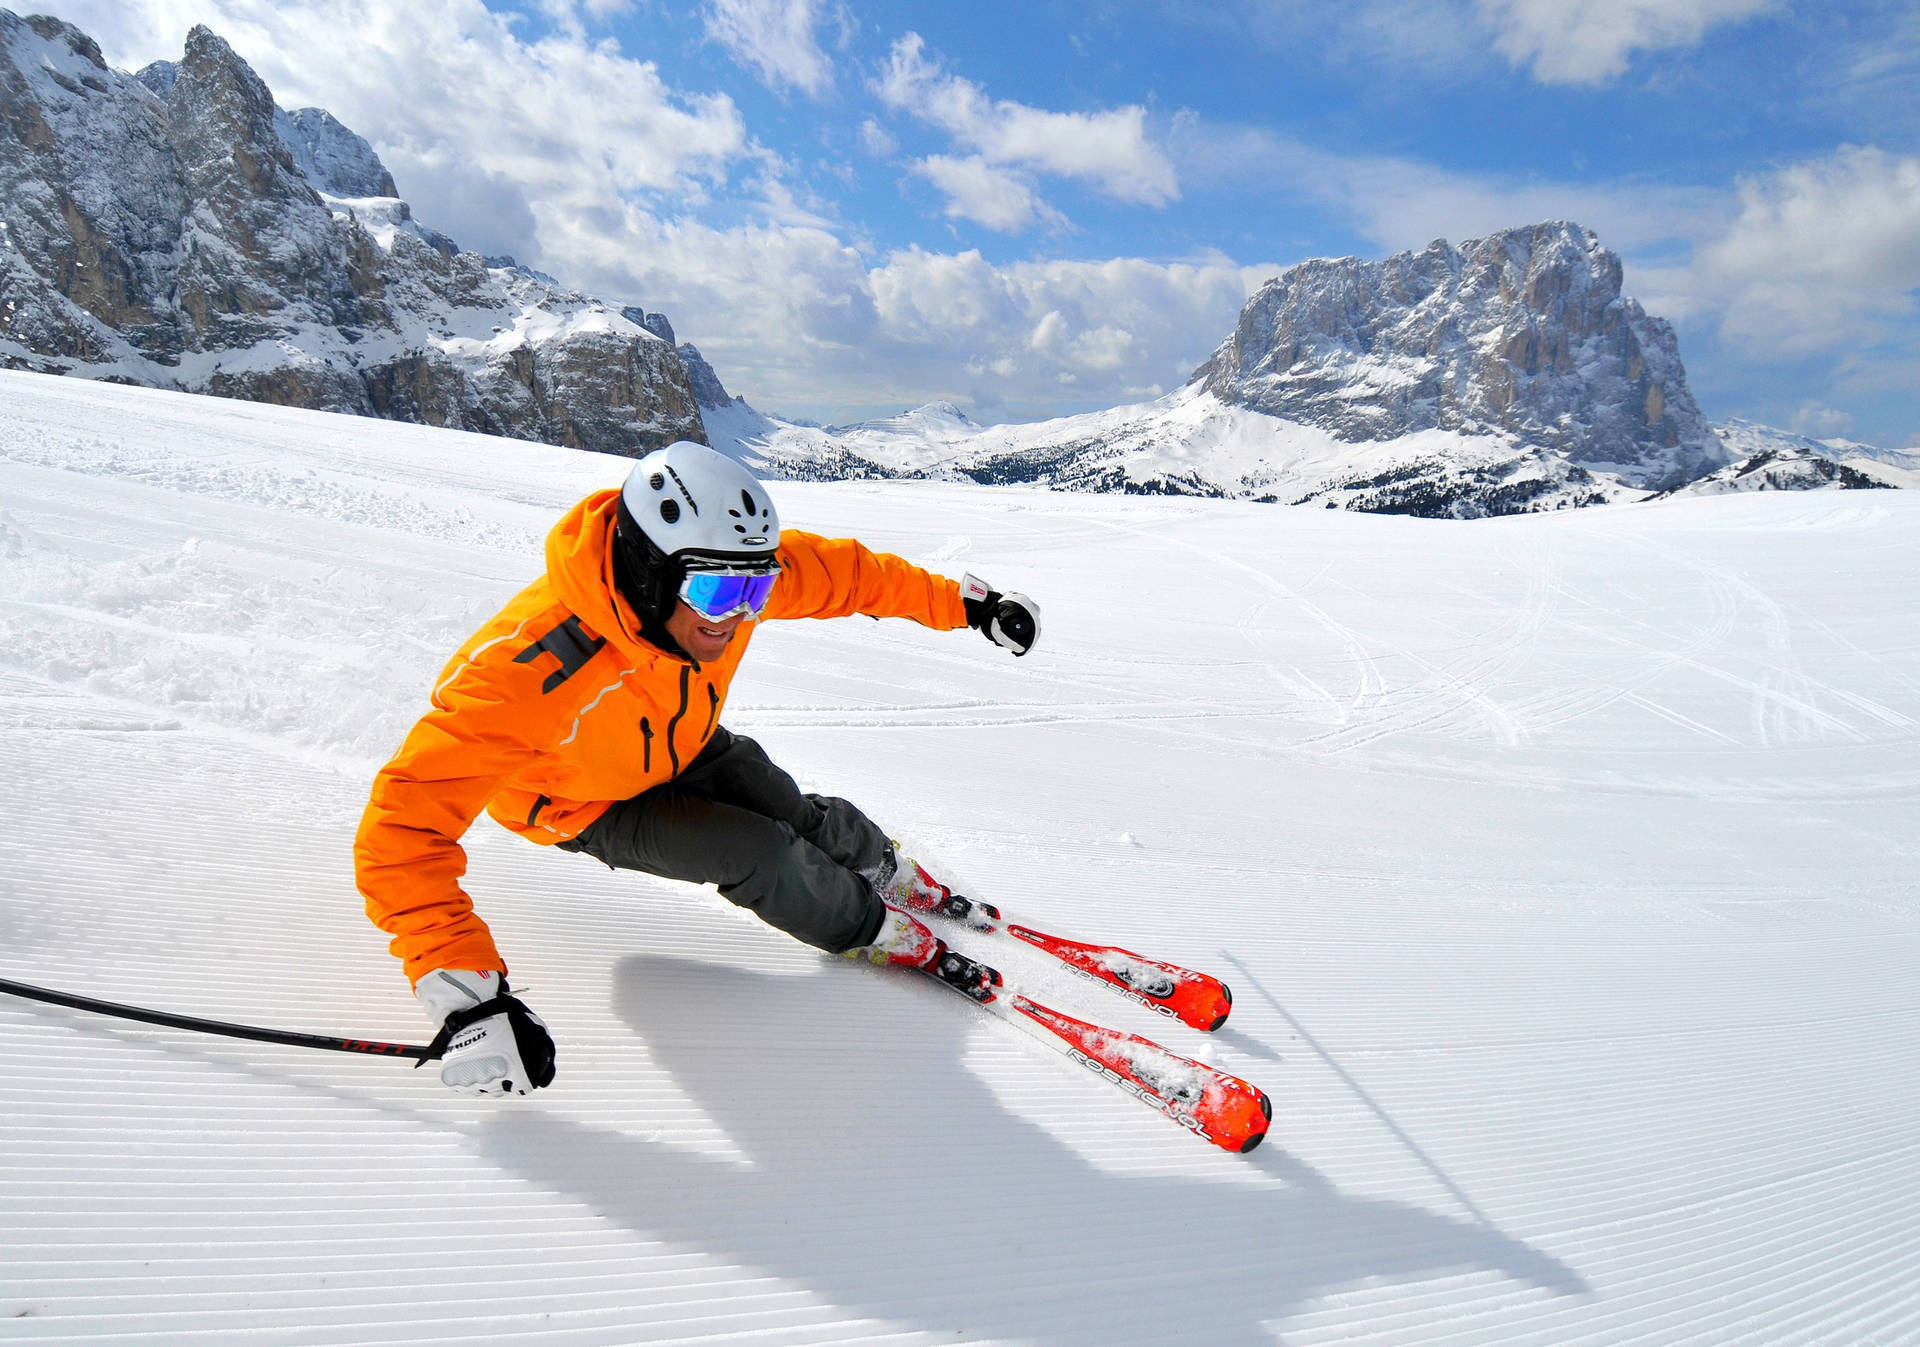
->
xmin=961 ymin=573 xmax=1041 ymax=657
xmin=416 ymin=968 xmax=555 ymax=1097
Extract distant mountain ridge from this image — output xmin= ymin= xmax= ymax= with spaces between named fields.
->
xmin=714 ymin=226 xmax=1907 ymax=516
xmin=0 ymin=12 xmax=713 ymax=456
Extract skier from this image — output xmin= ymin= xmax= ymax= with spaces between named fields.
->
xmin=354 ymin=441 xmax=1040 ymax=1097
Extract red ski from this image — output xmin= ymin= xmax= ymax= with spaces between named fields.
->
xmin=1004 ymin=924 xmax=1233 ymax=1033
xmin=915 ymin=950 xmax=1270 ymax=1153
xmin=888 ymin=858 xmax=1234 ymax=1032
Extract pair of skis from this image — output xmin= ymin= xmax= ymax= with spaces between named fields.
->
xmin=894 ymin=882 xmax=1271 ymax=1155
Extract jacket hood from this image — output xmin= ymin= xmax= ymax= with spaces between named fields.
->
xmin=544 ymin=489 xmax=666 ymax=664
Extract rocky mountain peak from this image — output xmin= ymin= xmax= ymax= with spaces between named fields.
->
xmin=168 ymin=25 xmax=300 ymax=195
xmin=276 ymin=107 xmax=397 ymax=199
xmin=134 ymin=57 xmax=176 ymax=96
xmin=1194 ymin=221 xmax=1725 ymax=489
xmin=23 ymin=13 xmax=104 ymax=73
xmin=0 ymin=9 xmax=707 ymax=455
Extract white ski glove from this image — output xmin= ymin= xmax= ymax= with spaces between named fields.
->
xmin=416 ymin=968 xmax=555 ymax=1097
xmin=961 ymin=573 xmax=1041 ymax=657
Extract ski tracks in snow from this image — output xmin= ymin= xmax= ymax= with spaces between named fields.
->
xmin=6 ymin=375 xmax=1920 ymax=1345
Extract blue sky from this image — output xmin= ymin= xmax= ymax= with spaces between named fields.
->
xmin=48 ymin=0 xmax=1920 ymax=444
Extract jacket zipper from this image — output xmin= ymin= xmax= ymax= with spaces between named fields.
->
xmin=705 ymin=684 xmax=719 ymax=736
xmin=640 ymin=717 xmax=652 ymax=773
xmin=663 ymin=664 xmax=691 ymax=777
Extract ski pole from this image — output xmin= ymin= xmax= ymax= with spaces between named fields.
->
xmin=0 ymin=974 xmax=435 ymax=1060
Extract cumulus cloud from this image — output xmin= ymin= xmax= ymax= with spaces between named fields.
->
xmin=874 ymin=32 xmax=1179 ymax=229
xmin=576 ymin=232 xmax=1268 ymax=418
xmin=1476 ymin=0 xmax=1779 ymax=85
xmin=1790 ymin=404 xmax=1856 ymax=437
xmin=911 ymin=155 xmax=1067 ymax=233
xmin=1697 ymin=146 xmax=1920 ymax=357
xmin=703 ymin=0 xmax=843 ymax=98
xmin=861 ymin=250 xmax=1269 ymax=411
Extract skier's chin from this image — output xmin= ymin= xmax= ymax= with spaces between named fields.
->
xmin=687 ymin=622 xmax=736 ymax=660
xmin=666 ymin=601 xmax=744 ymax=662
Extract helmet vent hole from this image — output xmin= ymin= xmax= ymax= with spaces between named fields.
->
xmin=741 ymin=490 xmax=756 ymax=514
xmin=659 ymin=499 xmax=680 ymax=524
xmin=649 ymin=473 xmax=665 ymax=491
xmin=734 ymin=524 xmax=746 ymax=534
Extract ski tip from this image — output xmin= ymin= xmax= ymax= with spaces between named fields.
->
xmin=1204 ymin=1085 xmax=1273 ymax=1154
xmin=1234 ymin=1091 xmax=1274 ymax=1153
xmin=1195 ymin=984 xmax=1231 ymax=1032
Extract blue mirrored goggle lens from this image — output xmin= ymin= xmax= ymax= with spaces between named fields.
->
xmin=680 ymin=570 xmax=778 ymax=619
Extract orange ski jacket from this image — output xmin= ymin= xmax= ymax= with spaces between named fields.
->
xmin=355 ymin=487 xmax=970 ymax=986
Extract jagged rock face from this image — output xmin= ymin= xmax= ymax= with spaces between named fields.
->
xmin=1194 ymin=222 xmax=1724 ymax=489
xmin=0 ymin=11 xmax=705 ymax=456
xmin=676 ymin=342 xmax=734 ymax=407
xmin=275 ymin=107 xmax=397 ymax=198
xmin=165 ymin=26 xmax=363 ymax=344
xmin=0 ymin=13 xmax=188 ymax=359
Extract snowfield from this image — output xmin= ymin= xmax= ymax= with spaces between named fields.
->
xmin=3 ymin=368 xmax=1918 ymax=1345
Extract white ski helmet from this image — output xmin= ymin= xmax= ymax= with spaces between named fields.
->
xmin=612 ymin=441 xmax=781 ymax=623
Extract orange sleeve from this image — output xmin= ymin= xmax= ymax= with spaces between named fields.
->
xmin=765 ymin=531 xmax=970 ymax=628
xmin=354 ymin=654 xmax=553 ymax=987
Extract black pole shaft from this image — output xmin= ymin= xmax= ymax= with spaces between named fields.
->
xmin=0 ymin=975 xmax=435 ymax=1060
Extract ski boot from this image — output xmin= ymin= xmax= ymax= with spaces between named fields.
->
xmin=846 ymin=902 xmax=1002 ymax=1004
xmin=845 ymin=902 xmax=946 ymax=971
xmin=866 ymin=844 xmax=1001 ymax=932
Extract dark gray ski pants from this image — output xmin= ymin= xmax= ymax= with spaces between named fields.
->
xmin=559 ymin=727 xmax=891 ymax=954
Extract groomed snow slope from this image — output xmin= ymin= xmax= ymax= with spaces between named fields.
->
xmin=3 ymin=368 xmax=1918 ymax=1345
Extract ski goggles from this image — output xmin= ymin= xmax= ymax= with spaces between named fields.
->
xmin=678 ymin=567 xmax=779 ymax=621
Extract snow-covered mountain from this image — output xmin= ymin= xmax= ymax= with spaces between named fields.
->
xmin=714 ymin=224 xmax=1809 ymax=517
xmin=713 ymin=223 xmax=1919 ymax=517
xmin=0 ymin=12 xmax=708 ymax=456
xmin=1696 ymin=417 xmax=1920 ymax=491
xmin=1195 ymin=222 xmax=1724 ymax=486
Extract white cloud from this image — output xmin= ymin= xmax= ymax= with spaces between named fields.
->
xmin=1169 ymin=119 xmax=1726 ymax=261
xmin=1167 ymin=0 xmax=1780 ymax=88
xmin=703 ymin=0 xmax=840 ymax=98
xmin=911 ymin=156 xmax=1065 ymax=233
xmin=875 ymin=32 xmax=1180 ymax=223
xmin=539 ymin=207 xmax=1268 ymax=418
xmin=1698 ymin=146 xmax=1920 ymax=357
xmin=1476 ymin=0 xmax=1779 ymax=85
xmin=857 ymin=117 xmax=897 ymax=157
xmin=861 ymin=249 xmax=1269 ymax=412
xmin=1790 ymin=403 xmax=1856 ymax=437
xmin=536 ymin=0 xmax=638 ymax=42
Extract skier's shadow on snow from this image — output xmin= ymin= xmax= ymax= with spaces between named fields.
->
xmin=480 ymin=955 xmax=1587 ymax=1344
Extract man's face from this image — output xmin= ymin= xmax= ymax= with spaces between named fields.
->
xmin=665 ymin=600 xmax=749 ymax=663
